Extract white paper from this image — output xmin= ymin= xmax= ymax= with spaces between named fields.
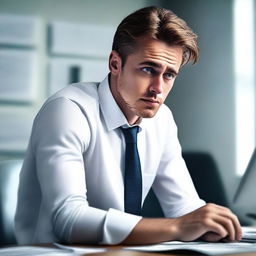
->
xmin=49 ymin=57 xmax=108 ymax=95
xmin=54 ymin=243 xmax=106 ymax=254
xmin=242 ymin=226 xmax=256 ymax=241
xmin=0 ymin=49 xmax=38 ymax=102
xmin=0 ymin=246 xmax=76 ymax=256
xmin=50 ymin=21 xmax=115 ymax=57
xmin=125 ymin=241 xmax=256 ymax=255
xmin=0 ymin=14 xmax=39 ymax=46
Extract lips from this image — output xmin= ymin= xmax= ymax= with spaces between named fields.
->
xmin=141 ymin=98 xmax=160 ymax=104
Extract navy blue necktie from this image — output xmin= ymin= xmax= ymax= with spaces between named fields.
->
xmin=121 ymin=126 xmax=142 ymax=215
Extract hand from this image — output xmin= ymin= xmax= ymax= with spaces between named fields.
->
xmin=172 ymin=203 xmax=242 ymax=242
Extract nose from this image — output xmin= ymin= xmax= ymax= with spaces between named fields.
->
xmin=149 ymin=76 xmax=163 ymax=95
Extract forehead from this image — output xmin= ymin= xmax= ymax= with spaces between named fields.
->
xmin=126 ymin=37 xmax=183 ymax=70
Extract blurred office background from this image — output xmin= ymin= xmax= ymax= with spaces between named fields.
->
xmin=0 ymin=0 xmax=255 ymax=213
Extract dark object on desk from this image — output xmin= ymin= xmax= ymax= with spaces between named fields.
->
xmin=0 ymin=159 xmax=22 ymax=245
xmin=142 ymin=152 xmax=228 ymax=218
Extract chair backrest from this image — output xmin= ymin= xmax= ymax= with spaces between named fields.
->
xmin=142 ymin=188 xmax=164 ymax=218
xmin=0 ymin=159 xmax=23 ymax=245
xmin=183 ymin=152 xmax=228 ymax=207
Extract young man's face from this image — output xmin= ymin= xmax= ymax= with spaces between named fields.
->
xmin=109 ymin=37 xmax=183 ymax=124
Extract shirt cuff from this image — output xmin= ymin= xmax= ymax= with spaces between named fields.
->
xmin=101 ymin=208 xmax=142 ymax=244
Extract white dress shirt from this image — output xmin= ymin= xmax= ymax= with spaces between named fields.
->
xmin=15 ymin=75 xmax=205 ymax=245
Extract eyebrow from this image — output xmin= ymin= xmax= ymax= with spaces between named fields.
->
xmin=139 ymin=61 xmax=179 ymax=76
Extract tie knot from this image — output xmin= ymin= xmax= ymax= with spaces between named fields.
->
xmin=121 ymin=126 xmax=139 ymax=143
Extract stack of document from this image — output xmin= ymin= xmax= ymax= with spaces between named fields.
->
xmin=125 ymin=241 xmax=256 ymax=255
xmin=124 ymin=226 xmax=256 ymax=256
xmin=242 ymin=226 xmax=256 ymax=242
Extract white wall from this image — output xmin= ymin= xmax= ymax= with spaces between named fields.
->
xmin=0 ymin=0 xmax=152 ymax=24
xmin=0 ymin=0 xmax=156 ymax=159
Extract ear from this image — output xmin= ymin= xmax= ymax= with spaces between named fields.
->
xmin=109 ymin=50 xmax=122 ymax=75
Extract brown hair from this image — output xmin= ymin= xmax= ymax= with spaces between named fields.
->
xmin=112 ymin=6 xmax=199 ymax=66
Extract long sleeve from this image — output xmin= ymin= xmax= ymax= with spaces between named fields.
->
xmin=31 ymin=97 xmax=141 ymax=244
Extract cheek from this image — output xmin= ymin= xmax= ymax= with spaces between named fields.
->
xmin=120 ymin=73 xmax=147 ymax=95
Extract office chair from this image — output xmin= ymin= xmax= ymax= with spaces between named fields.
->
xmin=183 ymin=152 xmax=228 ymax=207
xmin=142 ymin=152 xmax=228 ymax=217
xmin=0 ymin=159 xmax=22 ymax=245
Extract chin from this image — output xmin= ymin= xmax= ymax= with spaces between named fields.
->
xmin=138 ymin=110 xmax=158 ymax=119
xmin=132 ymin=104 xmax=161 ymax=119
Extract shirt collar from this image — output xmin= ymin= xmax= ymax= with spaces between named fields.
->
xmin=98 ymin=74 xmax=144 ymax=131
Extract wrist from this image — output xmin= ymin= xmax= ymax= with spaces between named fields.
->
xmin=164 ymin=218 xmax=180 ymax=241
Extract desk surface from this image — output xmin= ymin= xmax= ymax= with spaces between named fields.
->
xmin=51 ymin=244 xmax=256 ymax=256
xmin=2 ymin=243 xmax=256 ymax=256
xmin=61 ymin=248 xmax=256 ymax=256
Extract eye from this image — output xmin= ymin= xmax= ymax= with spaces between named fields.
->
xmin=141 ymin=67 xmax=154 ymax=74
xmin=164 ymin=72 xmax=175 ymax=80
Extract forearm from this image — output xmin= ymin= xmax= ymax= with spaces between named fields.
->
xmin=122 ymin=218 xmax=177 ymax=244
xmin=122 ymin=203 xmax=242 ymax=245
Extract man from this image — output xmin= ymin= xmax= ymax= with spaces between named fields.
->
xmin=15 ymin=6 xmax=242 ymax=245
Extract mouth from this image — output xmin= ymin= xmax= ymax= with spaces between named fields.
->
xmin=141 ymin=98 xmax=160 ymax=104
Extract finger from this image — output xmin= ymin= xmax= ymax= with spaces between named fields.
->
xmin=205 ymin=204 xmax=242 ymax=241
xmin=224 ymin=213 xmax=242 ymax=241
xmin=212 ymin=215 xmax=235 ymax=241
xmin=201 ymin=218 xmax=228 ymax=239
xmin=214 ymin=207 xmax=242 ymax=241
